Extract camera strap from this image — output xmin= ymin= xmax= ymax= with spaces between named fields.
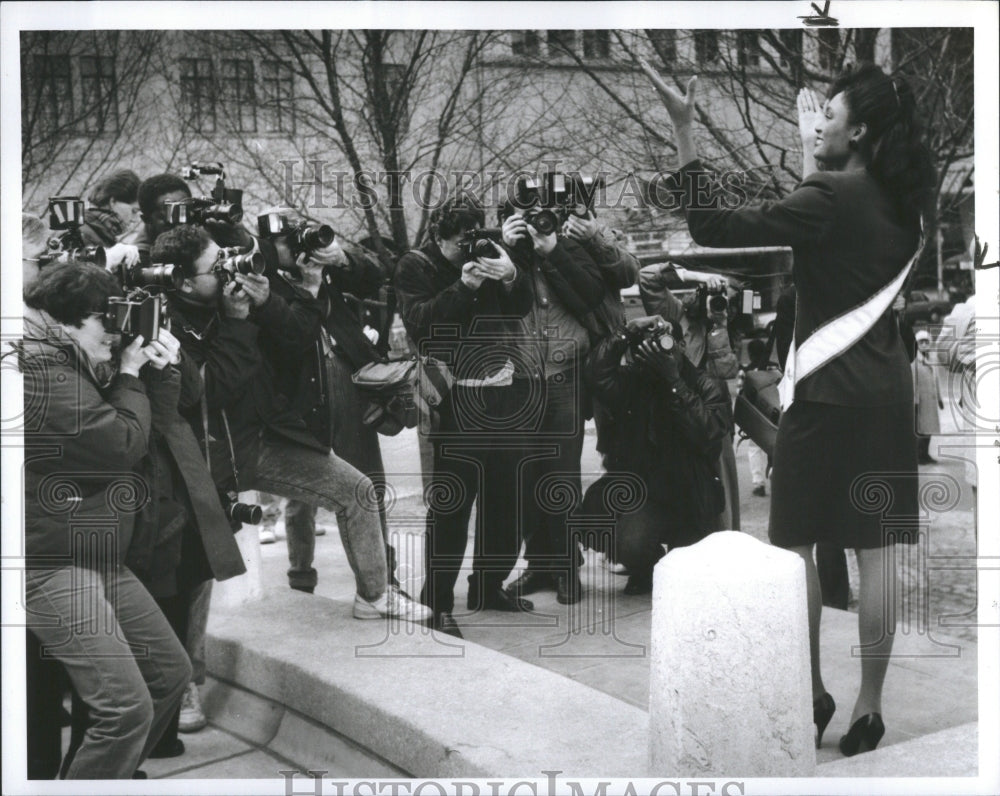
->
xmin=197 ymin=364 xmax=244 ymax=492
xmin=778 ymin=228 xmax=924 ymax=411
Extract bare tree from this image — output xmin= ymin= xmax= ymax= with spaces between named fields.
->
xmin=20 ymin=30 xmax=161 ymax=210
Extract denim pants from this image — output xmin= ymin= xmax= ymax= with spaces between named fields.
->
xmin=25 ymin=565 xmax=191 ymax=779
xmin=284 ymin=353 xmax=392 ymax=594
xmin=185 ymin=579 xmax=212 ymax=685
xmin=251 ymin=437 xmax=387 ymax=598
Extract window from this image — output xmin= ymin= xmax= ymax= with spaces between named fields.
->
xmin=648 ymin=30 xmax=677 ymax=66
xmin=736 ymin=31 xmax=761 ymax=68
xmin=79 ymin=56 xmax=118 ymax=133
xmin=547 ymin=30 xmax=576 ymax=56
xmin=260 ymin=60 xmax=294 ymax=134
xmin=582 ymin=30 xmax=610 ymax=59
xmin=29 ymin=55 xmax=72 ymax=132
xmin=778 ymin=29 xmax=804 ymax=67
xmin=221 ymin=59 xmax=256 ymax=133
xmin=511 ymin=30 xmax=540 ymax=57
xmin=694 ymin=31 xmax=719 ymax=64
xmin=817 ymin=28 xmax=841 ymax=72
xmin=180 ymin=57 xmax=215 ymax=133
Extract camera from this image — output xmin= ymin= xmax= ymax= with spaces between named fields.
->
xmin=458 ymin=228 xmax=502 ymax=261
xmin=220 ymin=491 xmax=263 ymax=526
xmin=41 ymin=196 xmax=108 ymax=267
xmin=513 ymin=172 xmax=605 ymax=234
xmin=104 ymin=262 xmax=180 ymax=344
xmin=105 ymin=291 xmax=167 ymax=345
xmin=40 ymin=241 xmax=107 ymax=268
xmin=213 ymin=248 xmax=265 ymax=284
xmin=165 ymin=162 xmax=244 ymax=227
xmin=257 ymin=211 xmax=336 ymax=258
xmin=623 ymin=320 xmax=675 ymax=355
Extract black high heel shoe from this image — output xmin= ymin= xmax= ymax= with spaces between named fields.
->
xmin=839 ymin=713 xmax=885 ymax=757
xmin=813 ymin=693 xmax=836 ymax=749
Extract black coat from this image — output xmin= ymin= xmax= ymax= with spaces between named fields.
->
xmin=394 ymin=240 xmax=534 ymax=381
xmin=585 ymin=333 xmax=732 ymax=534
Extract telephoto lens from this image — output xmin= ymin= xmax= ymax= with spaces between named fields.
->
xmin=43 ymin=246 xmax=108 ymax=269
xmin=128 ymin=263 xmax=184 ymax=290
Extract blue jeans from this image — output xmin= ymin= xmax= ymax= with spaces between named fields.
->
xmin=251 ymin=437 xmax=387 ymax=598
xmin=284 ymin=352 xmax=393 ymax=594
xmin=25 ymin=565 xmax=191 ymax=779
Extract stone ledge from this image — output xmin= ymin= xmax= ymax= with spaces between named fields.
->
xmin=206 ymin=589 xmax=650 ymax=778
xmin=816 ymin=721 xmax=978 ymax=778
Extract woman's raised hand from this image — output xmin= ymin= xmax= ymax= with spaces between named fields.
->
xmin=796 ymin=87 xmax=822 ymax=148
xmin=639 ymin=58 xmax=698 ymax=129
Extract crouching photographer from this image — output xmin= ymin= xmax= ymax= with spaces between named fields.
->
xmin=20 ymin=263 xmax=192 ymax=778
xmin=582 ymin=315 xmax=732 ymax=594
xmin=153 ymin=225 xmax=427 ymax=620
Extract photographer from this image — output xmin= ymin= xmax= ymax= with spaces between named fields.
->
xmin=153 ymin=225 xmax=426 ymax=620
xmin=638 ymin=261 xmax=741 ymax=531
xmin=80 ymin=169 xmax=141 ymax=247
xmin=499 ymin=196 xmax=607 ymax=606
xmin=261 ymin=212 xmax=412 ymax=597
xmin=21 ymin=263 xmax=191 ymax=778
xmin=394 ymin=195 xmax=534 ymax=638
xmin=583 ymin=316 xmax=731 ymax=593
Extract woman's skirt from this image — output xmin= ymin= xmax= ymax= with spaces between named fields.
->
xmin=769 ymin=400 xmax=919 ymax=549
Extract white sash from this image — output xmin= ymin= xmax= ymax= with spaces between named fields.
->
xmin=778 ymin=239 xmax=923 ymax=411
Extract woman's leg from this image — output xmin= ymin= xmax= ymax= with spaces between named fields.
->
xmin=852 ymin=546 xmax=897 ymax=722
xmin=789 ymin=545 xmax=826 ymax=700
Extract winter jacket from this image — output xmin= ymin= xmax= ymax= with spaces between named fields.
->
xmin=168 ymin=286 xmax=328 ymax=496
xmin=912 ymin=353 xmax=942 ymax=435
xmin=395 ymin=239 xmax=534 ymax=382
xmin=20 ymin=307 xmax=153 ymax=569
xmin=585 ymin=332 xmax=731 ymax=534
xmin=278 ymin=243 xmax=386 ymax=448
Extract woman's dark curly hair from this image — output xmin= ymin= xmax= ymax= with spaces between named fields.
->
xmin=827 ymin=62 xmax=936 ymax=232
xmin=24 ymin=263 xmax=121 ymax=327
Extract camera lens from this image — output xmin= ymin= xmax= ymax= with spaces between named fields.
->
xmin=131 ymin=264 xmax=184 ymax=289
xmin=708 ymin=294 xmax=729 ymax=314
xmin=527 ymin=209 xmax=558 ymax=235
xmin=298 ymin=224 xmax=335 ymax=251
xmin=228 ymin=502 xmax=263 ymax=525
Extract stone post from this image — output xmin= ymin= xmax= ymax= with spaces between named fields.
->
xmin=212 ymin=525 xmax=263 ymax=608
xmin=648 ymin=531 xmax=815 ymax=776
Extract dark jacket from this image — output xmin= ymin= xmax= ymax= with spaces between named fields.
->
xmin=578 ymin=227 xmax=641 ymax=333
xmin=585 ymin=332 xmax=731 ymax=535
xmin=79 ymin=207 xmax=125 ymax=247
xmin=394 ymin=239 xmax=534 ymax=382
xmin=124 ymin=349 xmax=246 ymax=595
xmin=682 ymin=160 xmax=918 ymax=407
xmin=168 ymin=287 xmax=327 ymax=495
xmin=21 ymin=307 xmax=153 ymax=569
xmin=277 ymin=244 xmax=386 ymax=448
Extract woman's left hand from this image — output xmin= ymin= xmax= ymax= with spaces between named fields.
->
xmin=639 ymin=58 xmax=697 ymax=128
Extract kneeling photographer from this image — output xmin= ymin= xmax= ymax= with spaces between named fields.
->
xmin=153 ymin=225 xmax=427 ymax=621
xmin=582 ymin=315 xmax=731 ymax=594
xmin=21 ymin=263 xmax=192 ymax=778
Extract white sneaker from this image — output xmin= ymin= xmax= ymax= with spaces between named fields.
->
xmin=273 ymin=519 xmax=286 ymax=541
xmin=177 ymin=682 xmax=207 ymax=733
xmin=353 ymin=585 xmax=433 ymax=623
xmin=259 ymin=527 xmax=276 ymax=544
xmin=314 ymin=524 xmax=327 ymax=537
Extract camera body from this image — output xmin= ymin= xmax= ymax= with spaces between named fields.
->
xmin=624 ymin=320 xmax=675 ymax=354
xmin=458 ymin=228 xmax=502 ymax=261
xmin=257 ymin=211 xmax=335 ymax=259
xmin=165 ymin=163 xmax=244 ymax=227
xmin=104 ymin=263 xmax=181 ymax=344
xmin=42 ymin=196 xmax=107 ymax=267
xmin=513 ymin=172 xmax=604 ymax=234
xmin=219 ymin=491 xmax=262 ymax=526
